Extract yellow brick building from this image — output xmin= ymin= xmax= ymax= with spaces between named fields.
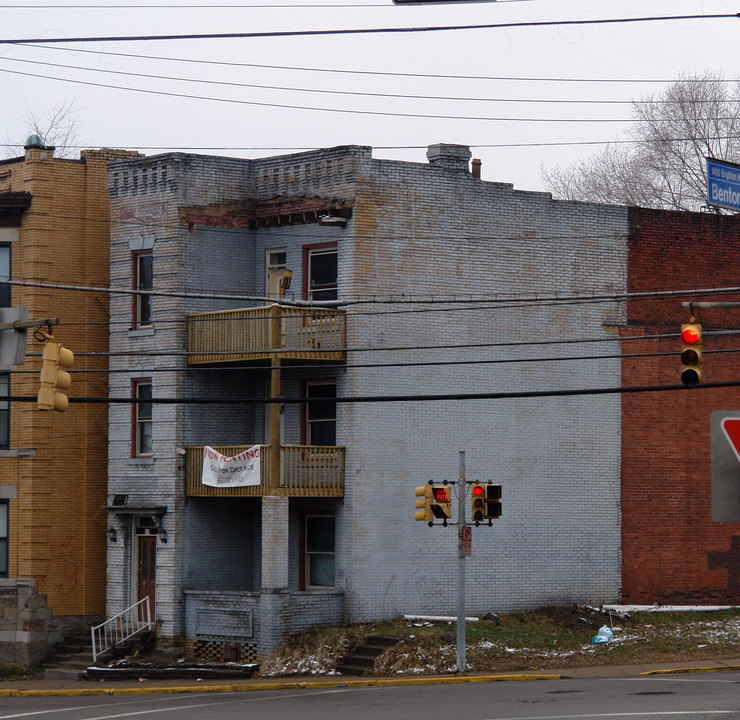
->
xmin=0 ymin=138 xmax=140 ymax=664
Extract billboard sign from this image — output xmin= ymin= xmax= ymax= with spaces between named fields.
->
xmin=706 ymin=157 xmax=740 ymax=213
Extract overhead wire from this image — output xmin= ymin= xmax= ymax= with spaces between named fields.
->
xmin=14 ymin=41 xmax=733 ymax=85
xmin=2 ymin=54 xmax=737 ymax=108
xmin=0 ymin=65 xmax=653 ymax=123
xmin=2 ymin=13 xmax=738 ymax=45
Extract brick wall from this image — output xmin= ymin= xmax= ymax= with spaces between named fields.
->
xmin=622 ymin=207 xmax=740 ymax=603
xmin=107 ymin=146 xmax=629 ymax=652
xmin=0 ymin=148 xmax=139 ymax=625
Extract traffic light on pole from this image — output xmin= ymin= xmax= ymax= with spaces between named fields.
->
xmin=431 ymin=485 xmax=451 ymax=523
xmin=415 ymin=484 xmax=433 ymax=524
xmin=680 ymin=322 xmax=702 ymax=386
xmin=37 ymin=340 xmax=73 ymax=411
xmin=415 ymin=483 xmax=452 ymax=524
xmin=484 ymin=484 xmax=502 ymax=519
xmin=471 ymin=483 xmax=485 ymax=523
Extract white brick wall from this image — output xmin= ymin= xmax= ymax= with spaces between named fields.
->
xmin=106 ymin=146 xmax=628 ymax=653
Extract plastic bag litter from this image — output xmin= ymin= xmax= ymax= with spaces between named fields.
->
xmin=591 ymin=625 xmax=613 ymax=644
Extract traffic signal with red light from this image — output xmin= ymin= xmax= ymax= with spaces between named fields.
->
xmin=471 ymin=483 xmax=485 ymax=523
xmin=431 ymin=485 xmax=452 ymax=523
xmin=415 ymin=483 xmax=452 ymax=524
xmin=680 ymin=322 xmax=702 ymax=386
xmin=37 ymin=340 xmax=73 ymax=411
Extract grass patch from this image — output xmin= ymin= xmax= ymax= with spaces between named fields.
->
xmin=260 ymin=606 xmax=740 ymax=677
xmin=0 ymin=664 xmax=43 ymax=681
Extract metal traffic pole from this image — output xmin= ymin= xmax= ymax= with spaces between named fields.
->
xmin=457 ymin=450 xmax=466 ymax=674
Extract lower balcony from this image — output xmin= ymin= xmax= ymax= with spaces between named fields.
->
xmin=185 ymin=445 xmax=345 ymax=497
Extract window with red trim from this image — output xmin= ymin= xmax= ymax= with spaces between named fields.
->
xmin=303 ymin=243 xmax=337 ymax=302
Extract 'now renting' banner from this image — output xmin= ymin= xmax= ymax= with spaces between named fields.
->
xmin=201 ymin=445 xmax=261 ymax=487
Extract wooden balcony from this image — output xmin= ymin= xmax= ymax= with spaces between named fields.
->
xmin=187 ymin=305 xmax=345 ymax=365
xmin=185 ymin=445 xmax=345 ymax=497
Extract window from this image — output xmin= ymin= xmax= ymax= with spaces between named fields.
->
xmin=305 ymin=381 xmax=336 ymax=446
xmin=133 ymin=251 xmax=153 ymax=327
xmin=0 ymin=244 xmax=10 ymax=307
xmin=305 ymin=244 xmax=337 ymax=302
xmin=0 ymin=374 xmax=8 ymax=449
xmin=132 ymin=380 xmax=152 ymax=457
xmin=305 ymin=515 xmax=335 ymax=588
xmin=0 ymin=501 xmax=7 ymax=577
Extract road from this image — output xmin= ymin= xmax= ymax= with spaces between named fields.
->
xmin=2 ymin=672 xmax=740 ymax=720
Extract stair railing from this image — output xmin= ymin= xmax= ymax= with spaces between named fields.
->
xmin=91 ymin=597 xmax=152 ymax=664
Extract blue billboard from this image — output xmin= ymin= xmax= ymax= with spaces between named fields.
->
xmin=707 ymin=157 xmax=740 ymax=213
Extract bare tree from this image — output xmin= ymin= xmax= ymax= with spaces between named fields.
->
xmin=3 ymin=100 xmax=83 ymax=160
xmin=541 ymin=72 xmax=740 ymax=211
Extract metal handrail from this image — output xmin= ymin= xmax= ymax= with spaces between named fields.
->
xmin=90 ymin=597 xmax=152 ymax=664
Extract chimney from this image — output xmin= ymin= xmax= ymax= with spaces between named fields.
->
xmin=426 ymin=144 xmax=472 ymax=172
xmin=471 ymin=158 xmax=482 ymax=179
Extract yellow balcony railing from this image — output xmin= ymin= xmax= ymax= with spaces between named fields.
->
xmin=187 ymin=305 xmax=345 ymax=365
xmin=185 ymin=445 xmax=344 ymax=497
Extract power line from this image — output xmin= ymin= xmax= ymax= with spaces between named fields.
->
xmin=2 ymin=14 xmax=737 ymax=45
xmin=8 ymin=379 xmax=740 ymax=406
xmin=0 ymin=66 xmax=646 ymax=123
xmin=21 ymin=41 xmax=731 ymax=85
xmin=5 ymin=136 xmax=740 ymax=152
xmin=3 ymin=55 xmax=736 ymax=108
xmin=11 ymin=277 xmax=740 ymax=309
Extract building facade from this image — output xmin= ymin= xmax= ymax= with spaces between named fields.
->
xmin=622 ymin=207 xmax=740 ymax=604
xmin=0 ymin=139 xmax=140 ymax=663
xmin=106 ymin=144 xmax=628 ymax=661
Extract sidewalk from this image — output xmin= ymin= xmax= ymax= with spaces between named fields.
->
xmin=3 ymin=659 xmax=740 ymax=697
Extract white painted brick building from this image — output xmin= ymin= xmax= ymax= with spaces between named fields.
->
xmin=106 ymin=144 xmax=627 ymax=661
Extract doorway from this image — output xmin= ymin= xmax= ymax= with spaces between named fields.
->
xmin=135 ymin=517 xmax=157 ymax=620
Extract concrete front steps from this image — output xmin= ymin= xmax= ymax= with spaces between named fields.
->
xmin=337 ymin=635 xmax=398 ymax=676
xmin=43 ymin=635 xmax=95 ymax=680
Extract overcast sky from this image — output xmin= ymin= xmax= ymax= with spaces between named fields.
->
xmin=1 ymin=0 xmax=738 ymax=193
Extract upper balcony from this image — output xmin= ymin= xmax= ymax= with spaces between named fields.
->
xmin=187 ymin=304 xmax=345 ymax=366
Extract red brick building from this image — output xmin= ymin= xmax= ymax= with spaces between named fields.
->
xmin=622 ymin=207 xmax=740 ymax=604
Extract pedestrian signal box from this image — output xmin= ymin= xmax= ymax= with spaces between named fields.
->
xmin=431 ymin=485 xmax=451 ymax=521
xmin=415 ymin=483 xmax=452 ymax=525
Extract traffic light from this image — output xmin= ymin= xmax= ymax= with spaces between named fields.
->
xmin=431 ymin=485 xmax=451 ymax=522
xmin=471 ymin=483 xmax=485 ymax=523
xmin=680 ymin=322 xmax=702 ymax=386
xmin=484 ymin=484 xmax=502 ymax=519
xmin=415 ymin=485 xmax=433 ymax=523
xmin=415 ymin=483 xmax=452 ymax=524
xmin=472 ymin=482 xmax=502 ymax=523
xmin=37 ymin=340 xmax=73 ymax=411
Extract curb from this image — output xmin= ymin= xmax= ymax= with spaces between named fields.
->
xmin=641 ymin=665 xmax=740 ymax=676
xmin=0 ymin=673 xmax=562 ymax=697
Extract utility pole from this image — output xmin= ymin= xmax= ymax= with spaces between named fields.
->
xmin=413 ymin=451 xmax=501 ymax=675
xmin=457 ymin=450 xmax=466 ymax=674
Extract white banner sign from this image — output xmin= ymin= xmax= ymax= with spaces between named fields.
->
xmin=201 ymin=445 xmax=261 ymax=487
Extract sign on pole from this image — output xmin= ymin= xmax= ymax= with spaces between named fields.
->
xmin=711 ymin=411 xmax=740 ymax=522
xmin=706 ymin=157 xmax=740 ymax=213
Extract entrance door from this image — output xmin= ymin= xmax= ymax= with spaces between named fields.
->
xmin=137 ymin=533 xmax=156 ymax=620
